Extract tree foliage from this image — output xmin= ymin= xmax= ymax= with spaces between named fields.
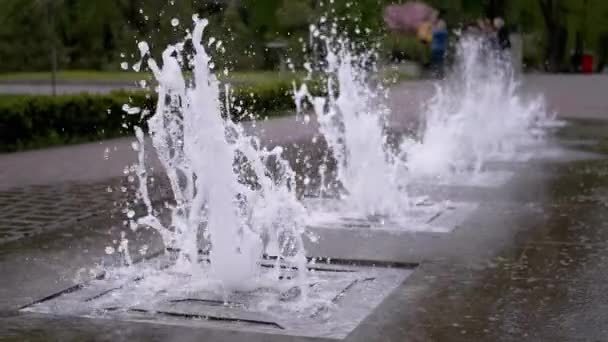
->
xmin=0 ymin=0 xmax=607 ymax=72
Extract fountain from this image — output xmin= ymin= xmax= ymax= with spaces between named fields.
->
xmin=11 ymin=9 xmax=592 ymax=341
xmin=295 ymin=32 xmax=408 ymax=217
xmin=125 ymin=17 xmax=312 ymax=294
xmin=403 ymin=35 xmax=556 ymax=184
xmin=19 ymin=12 xmax=559 ymax=337
xmin=293 ymin=27 xmax=557 ymax=232
xmin=20 ymin=18 xmax=415 ymax=339
xmin=322 ymin=49 xmax=411 ymax=217
xmin=293 ymin=24 xmax=477 ymax=233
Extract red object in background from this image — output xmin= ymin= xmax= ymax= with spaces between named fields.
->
xmin=582 ymin=54 xmax=594 ymax=73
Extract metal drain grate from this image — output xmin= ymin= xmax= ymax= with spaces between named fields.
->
xmin=20 ymin=257 xmax=415 ymax=339
xmin=303 ymin=197 xmax=478 ymax=233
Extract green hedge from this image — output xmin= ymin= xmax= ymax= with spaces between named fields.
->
xmin=0 ymin=81 xmax=318 ymax=152
xmin=224 ymin=81 xmax=295 ymax=119
xmin=0 ymin=92 xmax=154 ymax=152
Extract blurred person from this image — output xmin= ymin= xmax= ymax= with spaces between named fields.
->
xmin=417 ymin=9 xmax=438 ymax=44
xmin=493 ymin=17 xmax=511 ymax=50
xmin=477 ymin=18 xmax=495 ymax=53
xmin=430 ymin=19 xmax=448 ymax=78
xmin=463 ymin=20 xmax=481 ymax=36
xmin=477 ymin=18 xmax=493 ymax=34
xmin=492 ymin=17 xmax=512 ymax=69
xmin=417 ymin=20 xmax=433 ymax=44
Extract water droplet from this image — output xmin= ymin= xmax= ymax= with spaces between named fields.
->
xmin=105 ymin=246 xmax=115 ymax=255
xmin=137 ymin=41 xmax=149 ymax=56
xmin=127 ymin=210 xmax=135 ymax=219
xmin=171 ymin=18 xmax=179 ymax=27
xmin=120 ymin=62 xmax=129 ymax=70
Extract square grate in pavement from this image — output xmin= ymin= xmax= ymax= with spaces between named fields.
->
xmin=21 ymin=256 xmax=415 ymax=339
xmin=303 ymin=197 xmax=477 ymax=234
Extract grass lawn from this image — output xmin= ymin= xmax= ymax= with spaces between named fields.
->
xmin=0 ymin=69 xmax=414 ymax=85
xmin=0 ymin=71 xmax=144 ymax=82
xmin=0 ymin=70 xmax=307 ymax=85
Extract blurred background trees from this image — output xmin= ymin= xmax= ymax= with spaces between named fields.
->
xmin=0 ymin=0 xmax=606 ymax=73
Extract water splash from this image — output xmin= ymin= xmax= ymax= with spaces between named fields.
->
xmin=404 ymin=36 xmax=556 ymax=178
xmin=295 ymin=29 xmax=409 ymax=218
xmin=132 ymin=17 xmax=307 ymax=293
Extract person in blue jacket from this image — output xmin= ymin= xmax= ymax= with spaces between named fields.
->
xmin=430 ymin=19 xmax=448 ymax=78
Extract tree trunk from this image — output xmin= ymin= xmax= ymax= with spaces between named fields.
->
xmin=597 ymin=32 xmax=608 ymax=73
xmin=538 ymin=0 xmax=566 ymax=72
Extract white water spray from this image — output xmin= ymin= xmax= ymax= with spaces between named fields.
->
xmin=296 ymin=30 xmax=409 ymax=218
xmin=133 ymin=17 xmax=307 ymax=293
xmin=404 ymin=36 xmax=555 ymax=178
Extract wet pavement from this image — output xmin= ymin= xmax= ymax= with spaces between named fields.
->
xmin=0 ymin=119 xmax=606 ymax=341
xmin=2 ymin=80 xmax=608 ymax=340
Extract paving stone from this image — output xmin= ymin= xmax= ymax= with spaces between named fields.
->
xmin=0 ymin=179 xmax=128 ymax=245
